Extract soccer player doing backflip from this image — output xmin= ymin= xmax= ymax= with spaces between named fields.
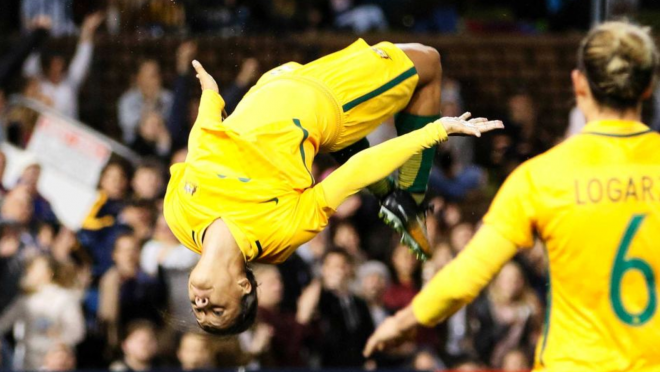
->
xmin=163 ymin=39 xmax=503 ymax=335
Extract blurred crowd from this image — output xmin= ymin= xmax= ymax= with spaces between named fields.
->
xmin=0 ymin=3 xmax=658 ymax=372
xmin=1 ymin=0 xmax=658 ymax=38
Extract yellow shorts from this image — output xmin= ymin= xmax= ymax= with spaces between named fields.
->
xmin=250 ymin=38 xmax=419 ymax=153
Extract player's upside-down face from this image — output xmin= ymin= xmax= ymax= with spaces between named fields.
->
xmin=188 ymin=260 xmax=245 ymax=330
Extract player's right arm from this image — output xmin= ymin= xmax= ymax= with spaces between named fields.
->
xmin=192 ymin=60 xmax=224 ymax=125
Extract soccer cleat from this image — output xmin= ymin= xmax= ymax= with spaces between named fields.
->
xmin=378 ymin=189 xmax=432 ymax=261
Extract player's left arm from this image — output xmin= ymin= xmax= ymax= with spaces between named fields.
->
xmin=364 ymin=163 xmax=538 ymax=357
xmin=363 ymin=225 xmax=518 ymax=357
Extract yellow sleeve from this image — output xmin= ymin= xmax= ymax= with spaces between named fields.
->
xmin=412 ymin=225 xmax=518 ymax=326
xmin=319 ymin=121 xmax=447 ymax=209
xmin=482 ymin=161 xmax=538 ymax=248
xmin=196 ymin=89 xmax=226 ymax=129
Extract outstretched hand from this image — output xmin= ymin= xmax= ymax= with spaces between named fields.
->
xmin=363 ymin=306 xmax=419 ymax=358
xmin=439 ymin=112 xmax=504 ymax=137
xmin=192 ymin=60 xmax=219 ymax=94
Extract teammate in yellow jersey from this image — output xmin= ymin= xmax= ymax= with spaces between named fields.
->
xmin=364 ymin=21 xmax=660 ymax=372
xmin=163 ymin=40 xmax=503 ymax=335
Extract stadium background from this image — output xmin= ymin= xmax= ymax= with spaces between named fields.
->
xmin=0 ymin=0 xmax=659 ymax=371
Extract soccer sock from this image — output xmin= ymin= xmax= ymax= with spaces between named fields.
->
xmin=395 ymin=112 xmax=440 ymax=205
xmin=330 ymin=137 xmax=394 ymax=199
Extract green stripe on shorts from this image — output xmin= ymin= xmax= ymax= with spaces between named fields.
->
xmin=342 ymin=66 xmax=417 ymax=112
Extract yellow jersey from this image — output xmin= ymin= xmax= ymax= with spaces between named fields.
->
xmin=163 ymin=89 xmax=336 ymax=264
xmin=483 ymin=120 xmax=660 ymax=371
xmin=164 ymin=39 xmax=419 ymax=265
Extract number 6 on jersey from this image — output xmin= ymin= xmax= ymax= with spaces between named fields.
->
xmin=610 ymin=214 xmax=657 ymax=326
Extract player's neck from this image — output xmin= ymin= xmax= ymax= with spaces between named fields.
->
xmin=585 ymin=104 xmax=642 ymax=123
xmin=200 ymin=219 xmax=245 ymax=269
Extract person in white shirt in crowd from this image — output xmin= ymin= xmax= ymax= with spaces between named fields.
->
xmin=140 ymin=215 xmax=199 ymax=321
xmin=0 ymin=255 xmax=84 ymax=370
xmin=23 ymin=12 xmax=104 ymax=119
xmin=118 ymin=59 xmax=173 ymax=144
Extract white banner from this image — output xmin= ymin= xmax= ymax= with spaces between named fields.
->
xmin=26 ymin=114 xmax=112 ymax=187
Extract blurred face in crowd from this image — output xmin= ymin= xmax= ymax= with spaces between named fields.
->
xmin=413 ymin=350 xmax=440 ymax=371
xmin=322 ymin=252 xmax=352 ymax=293
xmin=1 ymin=186 xmax=34 ymax=224
xmin=391 ymin=244 xmax=418 ymax=281
xmin=450 ymin=222 xmax=474 ymax=253
xmin=256 ymin=265 xmax=283 ymax=310
xmin=177 ymin=333 xmax=214 ymax=371
xmin=121 ymin=204 xmax=154 ymax=240
xmin=422 ymin=242 xmax=453 ymax=284
xmin=122 ymin=326 xmax=158 ymax=367
xmin=47 ymin=56 xmax=66 ymax=85
xmin=113 ymin=235 xmax=140 ymax=277
xmin=332 ymin=223 xmax=360 ymax=257
xmin=137 ymin=60 xmax=162 ymax=99
xmin=132 ymin=166 xmax=163 ymax=200
xmin=139 ymin=111 xmax=166 ymax=142
xmin=37 ymin=223 xmax=56 ymax=250
xmin=502 ymin=349 xmax=530 ymax=371
xmin=153 ymin=214 xmax=178 ymax=244
xmin=100 ymin=163 xmax=128 ymax=199
xmin=360 ymin=270 xmax=387 ymax=304
xmin=20 ymin=164 xmax=41 ymax=194
xmin=493 ymin=262 xmax=526 ymax=303
xmin=42 ymin=343 xmax=76 ymax=371
xmin=508 ymin=93 xmax=536 ymax=127
xmin=22 ymin=255 xmax=54 ymax=291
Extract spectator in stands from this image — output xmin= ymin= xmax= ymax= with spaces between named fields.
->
xmin=41 ymin=343 xmax=77 ymax=371
xmin=383 ymin=244 xmax=421 ymax=312
xmin=471 ymin=262 xmax=542 ymax=367
xmin=131 ymin=160 xmax=165 ymax=201
xmin=23 ymin=12 xmax=103 ymax=119
xmin=222 ymin=57 xmax=260 ymax=114
xmin=412 ymin=348 xmax=446 ymax=370
xmin=177 ymin=332 xmax=215 ymax=370
xmin=168 ymin=41 xmax=197 ymax=151
xmin=186 ymin=0 xmax=251 ymax=36
xmin=0 ymin=187 xmax=39 ymax=315
xmin=140 ymin=215 xmax=198 ymax=322
xmin=131 ymin=111 xmax=172 ymax=160
xmin=0 ymin=15 xmax=50 ymax=91
xmin=332 ymin=220 xmax=365 ymax=264
xmin=449 ymin=222 xmax=474 ymax=253
xmin=253 ymin=264 xmax=307 ymax=367
xmin=21 ymin=0 xmax=76 ymax=37
xmin=5 ymin=77 xmax=53 ymax=146
xmin=501 ymin=348 xmax=530 ymax=371
xmin=118 ymin=59 xmax=173 ymax=144
xmin=78 ymin=160 xmax=131 ymax=279
xmin=109 ymin=320 xmax=159 ymax=372
xmin=17 ymin=161 xmax=58 ymax=225
xmin=98 ymin=233 xmax=166 ymax=348
xmin=0 ymin=254 xmax=85 ymax=370
xmin=119 ymin=200 xmax=157 ymax=243
xmin=357 ymin=260 xmax=390 ymax=327
xmin=305 ymin=249 xmax=374 ymax=367
xmin=328 ymin=0 xmax=389 ymax=33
